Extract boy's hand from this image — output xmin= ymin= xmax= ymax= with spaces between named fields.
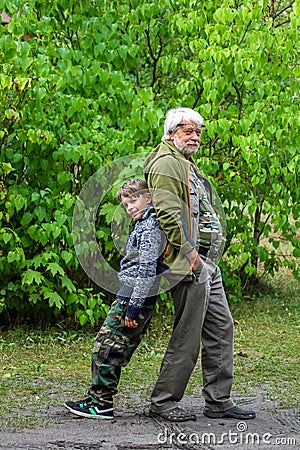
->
xmin=186 ymin=248 xmax=201 ymax=270
xmin=125 ymin=316 xmax=138 ymax=328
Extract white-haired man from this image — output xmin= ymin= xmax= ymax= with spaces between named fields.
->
xmin=144 ymin=107 xmax=256 ymax=422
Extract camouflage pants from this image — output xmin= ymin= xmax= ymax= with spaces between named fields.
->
xmin=89 ymin=298 xmax=155 ymax=405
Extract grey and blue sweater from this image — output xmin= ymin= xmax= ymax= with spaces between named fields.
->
xmin=117 ymin=205 xmax=167 ymax=319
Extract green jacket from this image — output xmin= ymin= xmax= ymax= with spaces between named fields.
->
xmin=144 ymin=140 xmax=212 ymax=276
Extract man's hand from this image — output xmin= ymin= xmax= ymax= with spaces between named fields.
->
xmin=185 ymin=248 xmax=201 ymax=271
xmin=125 ymin=316 xmax=138 ymax=328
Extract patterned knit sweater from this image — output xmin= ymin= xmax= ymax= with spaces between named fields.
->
xmin=117 ymin=205 xmax=167 ymax=319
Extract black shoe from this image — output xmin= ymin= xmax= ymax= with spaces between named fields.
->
xmin=203 ymin=405 xmax=256 ymax=420
xmin=67 ymin=402 xmax=114 ymax=419
xmin=150 ymin=406 xmax=196 ymax=422
xmin=64 ymin=397 xmax=93 ymax=411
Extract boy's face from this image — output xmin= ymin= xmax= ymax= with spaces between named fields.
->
xmin=121 ymin=192 xmax=152 ymax=221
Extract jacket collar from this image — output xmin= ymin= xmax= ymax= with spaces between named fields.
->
xmin=138 ymin=204 xmax=155 ymax=222
xmin=161 ymin=139 xmax=188 ymax=161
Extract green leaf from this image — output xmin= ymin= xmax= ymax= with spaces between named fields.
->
xmin=272 ymin=184 xmax=282 ymax=194
xmin=51 ymin=225 xmax=61 ymax=240
xmin=15 ymin=196 xmax=26 ymax=212
xmin=3 ymin=233 xmax=12 ymax=244
xmin=54 ymin=211 xmax=68 ymax=226
xmin=61 ymin=250 xmax=73 ymax=264
xmin=0 ymin=162 xmax=16 ymax=176
xmin=99 ymin=202 xmax=118 ymax=223
xmin=293 ymin=248 xmax=300 ymax=258
xmin=43 ymin=290 xmax=64 ymax=309
xmin=76 ymin=310 xmax=88 ymax=326
xmin=47 ymin=262 xmax=65 ymax=276
xmin=31 ymin=192 xmax=40 ymax=203
xmin=22 ymin=269 xmax=44 ymax=285
xmin=61 ymin=275 xmax=76 ymax=292
xmin=31 ymin=255 xmax=44 ymax=269
xmin=57 ymin=171 xmax=72 ymax=185
xmin=34 ymin=206 xmax=47 ymax=221
xmin=21 ymin=212 xmax=33 ymax=227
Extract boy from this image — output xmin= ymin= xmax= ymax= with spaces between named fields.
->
xmin=64 ymin=178 xmax=166 ymax=419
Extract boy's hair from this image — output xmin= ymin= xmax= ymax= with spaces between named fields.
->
xmin=117 ymin=178 xmax=149 ymax=201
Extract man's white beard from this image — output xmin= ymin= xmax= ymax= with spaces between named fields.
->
xmin=173 ymin=135 xmax=199 ymax=155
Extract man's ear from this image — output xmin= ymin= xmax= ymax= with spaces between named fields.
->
xmin=168 ymin=131 xmax=174 ymax=142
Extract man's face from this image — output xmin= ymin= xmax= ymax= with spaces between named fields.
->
xmin=168 ymin=121 xmax=202 ymax=157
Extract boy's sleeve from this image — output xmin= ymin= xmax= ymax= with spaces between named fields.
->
xmin=126 ymin=228 xmax=163 ymax=319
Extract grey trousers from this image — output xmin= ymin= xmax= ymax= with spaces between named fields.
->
xmin=150 ymin=258 xmax=235 ymax=413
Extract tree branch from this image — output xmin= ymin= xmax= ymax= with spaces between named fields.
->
xmin=145 ymin=26 xmax=163 ymax=87
xmin=232 ymin=82 xmax=243 ymax=118
xmin=275 ymin=19 xmax=292 ymax=28
xmin=238 ymin=20 xmax=253 ymax=46
xmin=272 ymin=2 xmax=294 ymax=22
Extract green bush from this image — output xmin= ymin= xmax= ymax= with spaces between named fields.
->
xmin=0 ymin=0 xmax=299 ymax=325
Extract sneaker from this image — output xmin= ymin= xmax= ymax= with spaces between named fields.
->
xmin=64 ymin=397 xmax=93 ymax=411
xmin=67 ymin=402 xmax=114 ymax=419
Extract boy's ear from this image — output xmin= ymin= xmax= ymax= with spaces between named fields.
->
xmin=146 ymin=192 xmax=152 ymax=203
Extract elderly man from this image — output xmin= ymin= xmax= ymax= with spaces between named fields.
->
xmin=144 ymin=107 xmax=255 ymax=422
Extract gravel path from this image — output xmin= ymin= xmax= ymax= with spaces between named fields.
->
xmin=1 ymin=387 xmax=299 ymax=449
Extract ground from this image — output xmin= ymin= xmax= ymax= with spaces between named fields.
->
xmin=1 ymin=387 xmax=299 ymax=450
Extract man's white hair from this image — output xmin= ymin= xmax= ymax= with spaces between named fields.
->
xmin=162 ymin=107 xmax=205 ymax=141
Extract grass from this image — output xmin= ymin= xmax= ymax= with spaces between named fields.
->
xmin=0 ymin=270 xmax=299 ymax=430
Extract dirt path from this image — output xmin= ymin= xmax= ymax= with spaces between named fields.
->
xmin=1 ymin=387 xmax=299 ymax=449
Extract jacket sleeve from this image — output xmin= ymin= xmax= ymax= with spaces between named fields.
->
xmin=146 ymin=155 xmax=194 ymax=257
xmin=126 ymin=228 xmax=162 ymax=319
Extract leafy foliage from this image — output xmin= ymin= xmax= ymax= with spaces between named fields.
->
xmin=0 ymin=0 xmax=299 ymax=324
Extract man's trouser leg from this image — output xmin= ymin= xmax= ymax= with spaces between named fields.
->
xmin=150 ymin=275 xmax=206 ymax=413
xmin=200 ymin=260 xmax=235 ymax=412
xmin=90 ymin=299 xmax=154 ymax=405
